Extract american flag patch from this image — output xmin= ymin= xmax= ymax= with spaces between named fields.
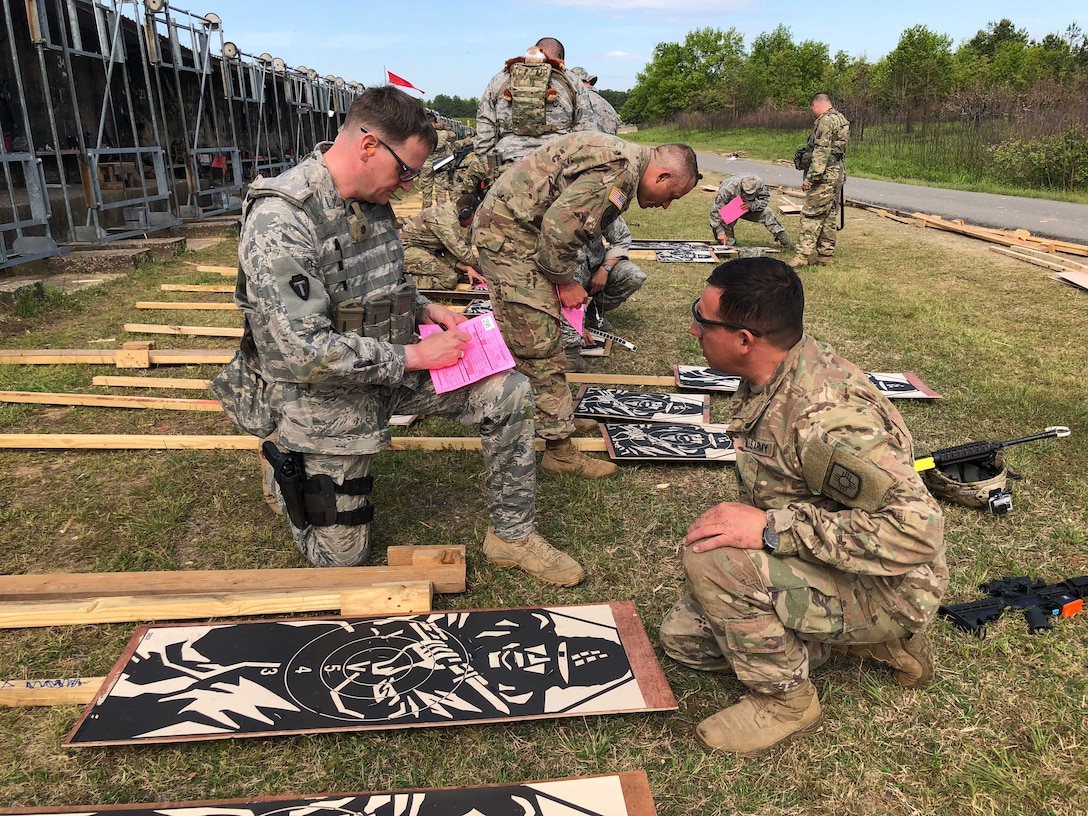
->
xmin=608 ymin=186 xmax=627 ymax=209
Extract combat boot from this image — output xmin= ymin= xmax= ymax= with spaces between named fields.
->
xmin=841 ymin=630 xmax=934 ymax=688
xmin=482 ymin=528 xmax=585 ymax=586
xmin=814 ymin=254 xmax=834 ymax=266
xmin=696 ymin=679 xmax=822 ymax=756
xmin=565 ymin=346 xmax=587 ymax=373
xmin=540 ymin=438 xmax=617 ymax=479
xmin=775 ymin=232 xmax=796 ymax=252
xmin=573 ymin=418 xmax=600 ymax=434
xmin=788 ymin=254 xmax=812 ymax=268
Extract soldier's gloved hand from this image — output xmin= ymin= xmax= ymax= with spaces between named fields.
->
xmin=558 ymin=281 xmax=589 ymax=309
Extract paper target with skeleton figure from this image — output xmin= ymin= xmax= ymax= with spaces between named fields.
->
xmin=63 ymin=603 xmax=674 ymax=747
xmin=574 ymin=387 xmax=709 ymax=425
xmin=674 ymin=365 xmax=940 ymax=399
xmin=601 ymin=423 xmax=736 ymax=462
xmin=0 ymin=771 xmax=657 ymax=816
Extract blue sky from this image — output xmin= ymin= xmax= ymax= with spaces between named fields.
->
xmin=203 ymin=0 xmax=1085 ymax=99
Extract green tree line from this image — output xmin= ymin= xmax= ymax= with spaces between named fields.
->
xmin=622 ymin=20 xmax=1088 ymax=190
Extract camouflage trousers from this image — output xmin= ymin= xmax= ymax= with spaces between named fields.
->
xmin=797 ymin=177 xmax=843 ymax=260
xmin=403 ymin=245 xmax=459 ymax=290
xmin=267 ymin=370 xmax=538 ymax=567
xmin=477 ymin=247 xmax=574 ymax=441
xmin=573 ymin=258 xmax=647 ymax=314
xmin=660 ymin=544 xmax=914 ymax=694
xmin=419 ymin=165 xmax=452 ymax=209
xmin=721 ymin=207 xmax=789 ymax=244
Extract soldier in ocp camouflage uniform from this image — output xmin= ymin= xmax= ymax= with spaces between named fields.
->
xmin=660 ymin=257 xmax=946 ymax=755
xmin=210 ymin=86 xmax=584 ymax=587
xmin=400 ymin=194 xmax=484 ymax=290
xmin=790 ymin=93 xmax=849 ymax=267
xmin=472 ymin=132 xmax=699 ymax=479
xmin=710 ymin=174 xmax=795 ymax=251
xmin=474 ymin=37 xmax=595 ymax=169
xmin=419 ymin=114 xmax=453 ymax=209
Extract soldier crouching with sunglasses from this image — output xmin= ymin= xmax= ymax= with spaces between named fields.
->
xmin=660 ymin=256 xmax=947 ymax=754
xmin=211 ymin=85 xmax=584 ymax=587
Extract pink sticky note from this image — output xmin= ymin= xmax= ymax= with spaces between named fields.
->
xmin=719 ymin=196 xmax=748 ymax=225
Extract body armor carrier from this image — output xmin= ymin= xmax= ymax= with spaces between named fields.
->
xmin=502 ymin=57 xmax=579 ymax=137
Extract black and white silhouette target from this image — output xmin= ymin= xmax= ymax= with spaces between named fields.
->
xmin=64 ymin=603 xmax=674 ymax=746
xmin=674 ymin=365 xmax=940 ymax=400
xmin=574 ymin=387 xmax=709 ymax=425
xmin=0 ymin=772 xmax=658 ymax=816
xmin=602 ymin=423 xmax=736 ymax=462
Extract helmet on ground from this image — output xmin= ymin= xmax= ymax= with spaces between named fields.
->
xmin=921 ymin=452 xmax=1007 ymax=509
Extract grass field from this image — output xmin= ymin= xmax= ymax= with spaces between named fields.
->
xmin=0 ymin=177 xmax=1086 ymax=815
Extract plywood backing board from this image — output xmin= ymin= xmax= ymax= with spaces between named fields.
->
xmin=63 ymin=601 xmax=675 ymax=746
xmin=574 ymin=386 xmax=710 ymax=425
xmin=1053 ymin=271 xmax=1088 ymax=292
xmin=0 ymin=582 xmax=434 ymax=628
xmin=0 ymin=771 xmax=658 ymax=816
xmin=602 ymin=423 xmax=736 ymax=463
xmin=0 ymin=546 xmax=467 ymax=600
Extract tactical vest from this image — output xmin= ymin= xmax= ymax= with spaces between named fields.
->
xmin=824 ymin=109 xmax=849 ymax=161
xmin=237 ymin=156 xmax=416 ymax=385
xmin=505 ymin=62 xmax=578 ymax=137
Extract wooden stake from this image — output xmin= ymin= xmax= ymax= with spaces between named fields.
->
xmin=188 ymin=263 xmax=237 ymax=276
xmin=124 ymin=323 xmax=243 ymax=338
xmin=567 ymin=373 xmax=675 ymax=386
xmin=136 ymin=301 xmax=239 ymax=310
xmin=0 ymin=677 xmax=104 ymax=707
xmin=0 ymin=348 xmax=234 ymax=366
xmin=93 ymin=376 xmax=212 ymax=389
xmin=339 ymin=581 xmax=432 ymax=615
xmin=160 ymin=284 xmax=235 ymax=293
xmin=0 ymin=391 xmax=224 ymax=412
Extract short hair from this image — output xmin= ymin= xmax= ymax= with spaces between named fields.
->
xmin=654 ymin=143 xmax=699 ymax=185
xmin=535 ymin=37 xmax=565 ymax=61
xmin=812 ymin=92 xmax=832 ymax=105
xmin=706 ymin=257 xmax=804 ymax=349
xmin=344 ymin=86 xmax=437 ymax=151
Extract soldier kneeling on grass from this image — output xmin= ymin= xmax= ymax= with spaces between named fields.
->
xmin=660 ymin=256 xmax=947 ymax=755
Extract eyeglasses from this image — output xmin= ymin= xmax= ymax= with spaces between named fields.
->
xmin=691 ymin=298 xmax=764 ymax=336
xmin=359 ymin=126 xmax=423 ymax=181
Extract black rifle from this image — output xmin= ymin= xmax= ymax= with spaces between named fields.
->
xmin=939 ymin=575 xmax=1088 ymax=636
xmin=914 ymin=426 xmax=1070 ymax=473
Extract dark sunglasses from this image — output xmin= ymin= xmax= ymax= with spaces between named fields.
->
xmin=691 ymin=298 xmax=764 ymax=336
xmin=359 ymin=126 xmax=423 ymax=181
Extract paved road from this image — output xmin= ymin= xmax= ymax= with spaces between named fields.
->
xmin=696 ymin=154 xmax=1088 ymax=246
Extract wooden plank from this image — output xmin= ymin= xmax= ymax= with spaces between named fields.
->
xmin=0 ymin=433 xmax=607 ymax=452
xmin=567 ymin=373 xmax=675 ymax=387
xmin=0 ymin=549 xmax=467 ymax=599
xmin=339 ymin=581 xmax=433 ymax=615
xmin=990 ymin=246 xmax=1079 ymax=274
xmin=0 ymin=585 xmax=435 ymax=628
xmin=124 ymin=323 xmax=243 ymax=338
xmin=136 ymin=301 xmax=239 ymax=310
xmin=190 ymin=263 xmax=237 ymax=275
xmin=991 ymin=244 xmax=1088 ymax=272
xmin=0 ymin=391 xmax=223 ymax=412
xmin=148 ymin=349 xmax=234 ymax=364
xmin=93 ymin=376 xmax=211 ymax=389
xmin=386 ymin=545 xmax=467 ymax=568
xmin=160 ymin=284 xmax=234 ymax=293
xmin=0 ymin=676 xmax=104 ymax=707
xmin=0 ymin=349 xmax=117 ymax=364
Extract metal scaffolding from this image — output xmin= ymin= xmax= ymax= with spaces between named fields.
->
xmin=0 ymin=0 xmax=362 ymax=269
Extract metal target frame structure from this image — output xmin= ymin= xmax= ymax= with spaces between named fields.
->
xmin=0 ymin=0 xmax=363 ymax=267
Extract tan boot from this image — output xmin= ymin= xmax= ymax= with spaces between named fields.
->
xmin=842 ymin=630 xmax=934 ymax=688
xmin=482 ymin=528 xmax=585 ymax=586
xmin=814 ymin=255 xmax=834 ymax=266
xmin=540 ymin=438 xmax=617 ymax=479
xmin=696 ymin=679 xmax=822 ymax=756
xmin=788 ymin=254 xmax=812 ymax=268
xmin=573 ymin=418 xmax=599 ymax=434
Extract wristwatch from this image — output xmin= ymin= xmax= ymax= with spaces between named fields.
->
xmin=601 ymin=261 xmax=615 ymax=273
xmin=761 ymin=524 xmax=780 ymax=554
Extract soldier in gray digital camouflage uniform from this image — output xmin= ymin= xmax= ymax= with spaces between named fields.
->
xmin=472 ymin=132 xmax=699 ymax=479
xmin=569 ymin=66 xmax=622 ymax=137
xmin=400 ymin=194 xmax=485 ymax=290
xmin=660 ymin=256 xmax=946 ymax=755
xmin=710 ymin=174 xmax=795 ymax=251
xmin=475 ymin=37 xmax=595 ymax=169
xmin=210 ymin=86 xmax=584 ymax=587
xmin=790 ymin=93 xmax=849 ymax=267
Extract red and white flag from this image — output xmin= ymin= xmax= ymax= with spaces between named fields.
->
xmin=386 ymin=70 xmax=424 ymax=95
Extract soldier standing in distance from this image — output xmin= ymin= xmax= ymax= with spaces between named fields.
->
xmin=790 ymin=93 xmax=849 ymax=267
xmin=661 ymin=257 xmax=946 ymax=755
xmin=211 ymin=86 xmax=584 ymax=588
xmin=471 ymin=132 xmax=699 ymax=480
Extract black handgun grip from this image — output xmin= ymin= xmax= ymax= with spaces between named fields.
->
xmin=261 ymin=441 xmax=308 ymax=530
